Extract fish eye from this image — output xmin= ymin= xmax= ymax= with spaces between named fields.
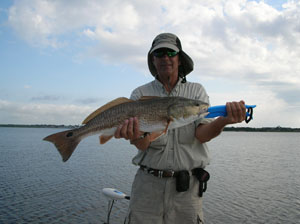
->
xmin=66 ymin=132 xmax=73 ymax=137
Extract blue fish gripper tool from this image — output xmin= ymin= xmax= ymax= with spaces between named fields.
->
xmin=205 ymin=105 xmax=256 ymax=123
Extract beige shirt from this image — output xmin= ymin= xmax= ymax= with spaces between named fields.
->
xmin=130 ymin=78 xmax=213 ymax=171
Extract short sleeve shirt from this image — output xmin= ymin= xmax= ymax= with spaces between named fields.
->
xmin=130 ymin=78 xmax=213 ymax=171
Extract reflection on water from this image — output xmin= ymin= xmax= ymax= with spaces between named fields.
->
xmin=0 ymin=128 xmax=299 ymax=223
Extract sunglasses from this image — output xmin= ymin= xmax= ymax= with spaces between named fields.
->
xmin=152 ymin=49 xmax=179 ymax=58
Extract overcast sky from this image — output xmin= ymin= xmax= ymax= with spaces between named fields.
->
xmin=0 ymin=0 xmax=300 ymax=127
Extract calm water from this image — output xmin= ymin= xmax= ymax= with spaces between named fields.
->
xmin=0 ymin=127 xmax=299 ymax=224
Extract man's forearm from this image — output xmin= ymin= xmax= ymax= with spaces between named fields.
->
xmin=195 ymin=117 xmax=228 ymax=143
xmin=130 ymin=135 xmax=150 ymax=151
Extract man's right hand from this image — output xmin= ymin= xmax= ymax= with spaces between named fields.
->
xmin=114 ymin=117 xmax=141 ymax=140
xmin=114 ymin=117 xmax=150 ymax=151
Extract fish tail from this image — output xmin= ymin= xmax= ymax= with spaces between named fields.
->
xmin=43 ymin=130 xmax=81 ymax=162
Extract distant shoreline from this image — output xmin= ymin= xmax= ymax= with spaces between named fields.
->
xmin=1 ymin=124 xmax=300 ymax=132
xmin=0 ymin=124 xmax=81 ymax=129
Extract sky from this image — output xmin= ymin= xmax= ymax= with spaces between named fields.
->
xmin=0 ymin=0 xmax=300 ymax=128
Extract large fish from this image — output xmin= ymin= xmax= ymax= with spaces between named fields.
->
xmin=44 ymin=96 xmax=209 ymax=162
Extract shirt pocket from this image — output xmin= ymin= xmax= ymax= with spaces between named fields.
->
xmin=178 ymin=123 xmax=196 ymax=144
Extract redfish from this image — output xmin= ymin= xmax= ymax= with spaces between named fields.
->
xmin=44 ymin=96 xmax=209 ymax=162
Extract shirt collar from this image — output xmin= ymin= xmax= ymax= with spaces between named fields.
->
xmin=153 ymin=77 xmax=184 ymax=95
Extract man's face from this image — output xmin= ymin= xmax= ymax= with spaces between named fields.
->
xmin=152 ymin=48 xmax=181 ymax=81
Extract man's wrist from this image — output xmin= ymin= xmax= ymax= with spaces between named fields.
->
xmin=130 ymin=132 xmax=150 ymax=144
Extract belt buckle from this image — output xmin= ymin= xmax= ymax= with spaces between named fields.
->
xmin=166 ymin=170 xmax=175 ymax=178
xmin=148 ymin=169 xmax=155 ymax=175
xmin=158 ymin=170 xmax=174 ymax=178
xmin=158 ymin=170 xmax=163 ymax=178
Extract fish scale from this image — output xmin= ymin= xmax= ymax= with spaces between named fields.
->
xmin=85 ymin=100 xmax=166 ymax=133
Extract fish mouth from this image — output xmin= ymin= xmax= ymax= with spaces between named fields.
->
xmin=198 ymin=105 xmax=210 ymax=117
xmin=199 ymin=112 xmax=209 ymax=118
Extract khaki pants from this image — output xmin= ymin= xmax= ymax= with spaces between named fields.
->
xmin=125 ymin=169 xmax=204 ymax=224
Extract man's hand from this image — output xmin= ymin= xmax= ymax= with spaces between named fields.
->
xmin=114 ymin=117 xmax=150 ymax=151
xmin=114 ymin=117 xmax=142 ymax=140
xmin=223 ymin=100 xmax=246 ymax=125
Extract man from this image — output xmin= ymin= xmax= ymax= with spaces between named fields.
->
xmin=115 ymin=33 xmax=246 ymax=224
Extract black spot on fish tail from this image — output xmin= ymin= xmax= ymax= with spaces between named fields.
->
xmin=43 ymin=130 xmax=81 ymax=162
xmin=66 ymin=132 xmax=73 ymax=137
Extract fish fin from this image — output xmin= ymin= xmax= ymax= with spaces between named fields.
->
xmin=138 ymin=96 xmax=160 ymax=101
xmin=149 ymin=131 xmax=165 ymax=142
xmin=164 ymin=120 xmax=171 ymax=133
xmin=43 ymin=130 xmax=81 ymax=162
xmin=99 ymin=135 xmax=113 ymax=144
xmin=82 ymin=97 xmax=133 ymax=124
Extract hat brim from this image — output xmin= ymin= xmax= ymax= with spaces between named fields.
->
xmin=150 ymin=43 xmax=180 ymax=54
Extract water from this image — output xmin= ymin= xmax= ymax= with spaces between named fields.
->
xmin=0 ymin=128 xmax=299 ymax=224
xmin=204 ymin=132 xmax=300 ymax=224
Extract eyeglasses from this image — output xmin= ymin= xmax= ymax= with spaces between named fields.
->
xmin=152 ymin=49 xmax=179 ymax=58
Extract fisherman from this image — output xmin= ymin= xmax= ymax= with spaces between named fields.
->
xmin=114 ymin=33 xmax=246 ymax=224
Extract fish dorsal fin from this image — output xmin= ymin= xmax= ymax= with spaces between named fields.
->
xmin=82 ymin=97 xmax=133 ymax=124
xmin=139 ymin=96 xmax=160 ymax=101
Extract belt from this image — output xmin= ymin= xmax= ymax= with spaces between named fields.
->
xmin=140 ymin=165 xmax=210 ymax=197
xmin=140 ymin=165 xmax=178 ymax=178
xmin=140 ymin=165 xmax=209 ymax=180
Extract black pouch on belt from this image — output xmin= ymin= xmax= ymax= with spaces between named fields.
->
xmin=192 ymin=168 xmax=210 ymax=197
xmin=176 ymin=170 xmax=190 ymax=192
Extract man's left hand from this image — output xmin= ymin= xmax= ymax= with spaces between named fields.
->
xmin=224 ymin=100 xmax=246 ymax=124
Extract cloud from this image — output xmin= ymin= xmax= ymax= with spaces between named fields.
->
xmin=74 ymin=97 xmax=104 ymax=105
xmin=31 ymin=95 xmax=60 ymax=101
xmin=0 ymin=99 xmax=92 ymax=125
xmin=5 ymin=0 xmax=300 ymax=126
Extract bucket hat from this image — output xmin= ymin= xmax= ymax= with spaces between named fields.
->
xmin=147 ymin=33 xmax=194 ymax=79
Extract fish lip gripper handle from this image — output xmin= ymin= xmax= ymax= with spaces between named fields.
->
xmin=205 ymin=105 xmax=256 ymax=123
xmin=245 ymin=106 xmax=254 ymax=123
